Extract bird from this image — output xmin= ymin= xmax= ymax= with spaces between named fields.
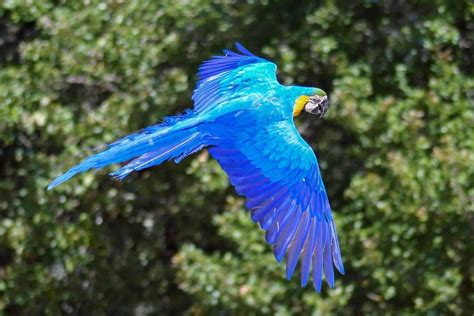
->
xmin=48 ymin=43 xmax=344 ymax=292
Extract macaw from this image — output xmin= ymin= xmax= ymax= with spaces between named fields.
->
xmin=48 ymin=43 xmax=344 ymax=292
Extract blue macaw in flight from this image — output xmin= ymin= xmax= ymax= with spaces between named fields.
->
xmin=49 ymin=43 xmax=344 ymax=292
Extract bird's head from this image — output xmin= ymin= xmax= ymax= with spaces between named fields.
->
xmin=293 ymin=88 xmax=329 ymax=118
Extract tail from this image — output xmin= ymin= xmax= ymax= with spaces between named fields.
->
xmin=48 ymin=110 xmax=205 ymax=190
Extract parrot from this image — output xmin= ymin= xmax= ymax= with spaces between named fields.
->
xmin=48 ymin=43 xmax=344 ymax=292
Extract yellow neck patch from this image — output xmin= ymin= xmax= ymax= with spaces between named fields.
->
xmin=293 ymin=95 xmax=309 ymax=117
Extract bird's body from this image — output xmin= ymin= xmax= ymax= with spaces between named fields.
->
xmin=49 ymin=43 xmax=344 ymax=292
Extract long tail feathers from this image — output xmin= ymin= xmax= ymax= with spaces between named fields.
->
xmin=48 ymin=111 xmax=204 ymax=190
xmin=109 ymin=131 xmax=204 ymax=181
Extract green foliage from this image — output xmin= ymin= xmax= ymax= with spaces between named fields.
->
xmin=1 ymin=0 xmax=472 ymax=314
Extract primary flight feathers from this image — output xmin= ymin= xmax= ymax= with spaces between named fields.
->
xmin=49 ymin=43 xmax=344 ymax=292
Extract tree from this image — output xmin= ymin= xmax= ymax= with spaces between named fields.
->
xmin=1 ymin=0 xmax=472 ymax=314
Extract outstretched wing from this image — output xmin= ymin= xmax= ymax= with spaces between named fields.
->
xmin=193 ymin=43 xmax=279 ymax=113
xmin=207 ymin=118 xmax=344 ymax=292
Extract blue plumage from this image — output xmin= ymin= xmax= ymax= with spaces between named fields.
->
xmin=197 ymin=42 xmax=260 ymax=82
xmin=47 ymin=110 xmax=202 ymax=190
xmin=49 ymin=43 xmax=344 ymax=292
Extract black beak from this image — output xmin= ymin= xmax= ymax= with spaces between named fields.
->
xmin=304 ymin=95 xmax=329 ymax=118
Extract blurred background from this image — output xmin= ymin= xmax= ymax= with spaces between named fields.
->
xmin=1 ymin=0 xmax=473 ymax=314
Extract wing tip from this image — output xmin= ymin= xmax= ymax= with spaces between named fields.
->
xmin=234 ymin=42 xmax=255 ymax=56
xmin=274 ymin=251 xmax=285 ymax=263
xmin=336 ymin=262 xmax=346 ymax=275
xmin=314 ymin=280 xmax=323 ymax=293
xmin=300 ymin=277 xmax=309 ymax=288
